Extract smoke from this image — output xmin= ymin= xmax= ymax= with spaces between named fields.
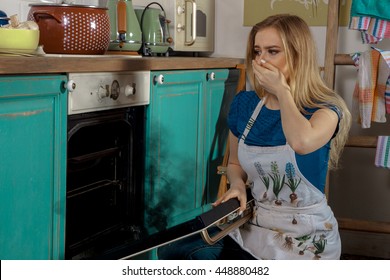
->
xmin=144 ymin=124 xmax=192 ymax=235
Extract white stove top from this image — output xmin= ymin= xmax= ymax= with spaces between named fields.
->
xmin=67 ymin=71 xmax=150 ymax=115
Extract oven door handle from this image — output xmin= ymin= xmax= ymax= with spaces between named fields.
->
xmin=201 ymin=207 xmax=253 ymax=245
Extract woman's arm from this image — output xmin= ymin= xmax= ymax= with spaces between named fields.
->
xmin=278 ymin=93 xmax=338 ymax=154
xmin=213 ymin=131 xmax=248 ymax=213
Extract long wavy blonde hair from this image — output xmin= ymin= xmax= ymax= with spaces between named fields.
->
xmin=245 ymin=14 xmax=351 ymax=170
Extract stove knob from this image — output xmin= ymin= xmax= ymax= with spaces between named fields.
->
xmin=124 ymin=83 xmax=136 ymax=97
xmin=177 ymin=5 xmax=185 ymax=15
xmin=111 ymin=80 xmax=120 ymax=100
xmin=97 ymin=84 xmax=109 ymax=99
xmin=65 ymin=80 xmax=76 ymax=92
xmin=177 ymin=23 xmax=184 ymax=32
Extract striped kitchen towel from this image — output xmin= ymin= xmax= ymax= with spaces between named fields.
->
xmin=351 ymin=47 xmax=390 ymax=128
xmin=378 ymin=49 xmax=390 ymax=115
xmin=375 ymin=136 xmax=390 ymax=169
xmin=349 ymin=16 xmax=390 ymax=44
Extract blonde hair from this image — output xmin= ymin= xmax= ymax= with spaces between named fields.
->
xmin=246 ymin=14 xmax=351 ymax=169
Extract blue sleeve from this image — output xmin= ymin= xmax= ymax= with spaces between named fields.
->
xmin=329 ymin=105 xmax=341 ymax=139
xmin=306 ymin=105 xmax=341 ymax=139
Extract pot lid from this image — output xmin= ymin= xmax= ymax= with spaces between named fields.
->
xmin=29 ymin=3 xmax=107 ymax=10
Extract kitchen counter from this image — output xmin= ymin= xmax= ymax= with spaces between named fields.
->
xmin=0 ymin=56 xmax=244 ymax=74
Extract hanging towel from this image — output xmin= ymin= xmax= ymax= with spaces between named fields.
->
xmin=378 ymin=50 xmax=390 ymax=114
xmin=349 ymin=16 xmax=390 ymax=44
xmin=350 ymin=0 xmax=390 ymax=21
xmin=351 ymin=47 xmax=390 ymax=128
xmin=375 ymin=136 xmax=390 ymax=169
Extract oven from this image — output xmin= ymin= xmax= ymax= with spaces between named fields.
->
xmin=63 ymin=70 xmax=249 ymax=260
xmin=65 ymin=71 xmax=150 ymax=259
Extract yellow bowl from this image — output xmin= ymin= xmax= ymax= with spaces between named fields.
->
xmin=0 ymin=28 xmax=39 ymax=53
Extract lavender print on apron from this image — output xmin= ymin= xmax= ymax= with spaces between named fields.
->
xmin=229 ymin=98 xmax=341 ymax=260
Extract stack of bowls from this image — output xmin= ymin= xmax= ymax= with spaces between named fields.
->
xmin=0 ymin=28 xmax=40 ymax=54
xmin=0 ymin=11 xmax=39 ymax=55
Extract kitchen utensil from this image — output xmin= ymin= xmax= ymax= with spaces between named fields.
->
xmin=134 ymin=2 xmax=172 ymax=56
xmin=28 ymin=3 xmax=110 ymax=55
xmin=0 ymin=28 xmax=39 ymax=54
xmin=107 ymin=0 xmax=142 ymax=52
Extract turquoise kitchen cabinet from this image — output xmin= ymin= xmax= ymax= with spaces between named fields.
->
xmin=144 ymin=69 xmax=238 ymax=234
xmin=0 ymin=75 xmax=67 ymax=259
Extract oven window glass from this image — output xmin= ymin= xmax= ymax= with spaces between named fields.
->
xmin=196 ymin=11 xmax=207 ymax=37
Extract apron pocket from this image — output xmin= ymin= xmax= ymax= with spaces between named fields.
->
xmin=252 ymin=206 xmax=314 ymax=237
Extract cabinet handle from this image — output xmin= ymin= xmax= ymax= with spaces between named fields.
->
xmin=207 ymin=72 xmax=216 ymax=81
xmin=154 ymin=74 xmax=164 ymax=85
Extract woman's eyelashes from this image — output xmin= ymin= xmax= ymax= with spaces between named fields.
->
xmin=268 ymin=49 xmax=279 ymax=55
xmin=254 ymin=48 xmax=280 ymax=58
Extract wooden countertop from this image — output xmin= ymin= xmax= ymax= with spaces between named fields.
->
xmin=0 ymin=56 xmax=244 ymax=75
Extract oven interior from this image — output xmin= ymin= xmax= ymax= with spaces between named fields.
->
xmin=65 ymin=107 xmax=146 ymax=259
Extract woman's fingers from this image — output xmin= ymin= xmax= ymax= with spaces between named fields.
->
xmin=212 ymin=188 xmax=247 ymax=213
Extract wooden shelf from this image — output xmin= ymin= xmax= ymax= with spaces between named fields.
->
xmin=338 ymin=218 xmax=390 ymax=234
xmin=346 ymin=136 xmax=378 ymax=148
xmin=335 ymin=54 xmax=354 ymax=65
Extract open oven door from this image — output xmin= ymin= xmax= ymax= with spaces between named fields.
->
xmin=94 ymin=190 xmax=255 ymax=260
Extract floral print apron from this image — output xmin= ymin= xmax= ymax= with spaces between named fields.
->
xmin=229 ymin=98 xmax=341 ymax=260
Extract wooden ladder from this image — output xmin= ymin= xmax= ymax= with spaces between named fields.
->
xmin=323 ymin=0 xmax=390 ymax=234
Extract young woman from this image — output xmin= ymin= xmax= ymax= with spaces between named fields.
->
xmin=158 ymin=14 xmax=351 ymax=260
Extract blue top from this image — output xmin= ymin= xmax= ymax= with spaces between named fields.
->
xmin=228 ymin=91 xmax=340 ymax=193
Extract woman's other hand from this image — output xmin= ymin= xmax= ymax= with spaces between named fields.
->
xmin=212 ymin=185 xmax=247 ymax=215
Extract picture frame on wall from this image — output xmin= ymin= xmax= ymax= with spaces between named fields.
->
xmin=244 ymin=0 xmax=351 ymax=26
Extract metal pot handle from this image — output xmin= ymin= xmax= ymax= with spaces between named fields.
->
xmin=31 ymin=10 xmax=62 ymax=23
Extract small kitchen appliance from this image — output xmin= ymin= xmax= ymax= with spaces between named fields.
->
xmin=107 ymin=0 xmax=142 ymax=52
xmin=134 ymin=2 xmax=172 ymax=56
xmin=132 ymin=0 xmax=215 ymax=55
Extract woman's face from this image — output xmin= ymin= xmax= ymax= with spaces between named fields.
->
xmin=253 ymin=27 xmax=290 ymax=80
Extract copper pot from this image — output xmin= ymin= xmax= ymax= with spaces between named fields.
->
xmin=28 ymin=4 xmax=110 ymax=55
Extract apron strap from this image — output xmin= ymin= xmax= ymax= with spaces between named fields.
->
xmin=239 ymin=96 xmax=267 ymax=143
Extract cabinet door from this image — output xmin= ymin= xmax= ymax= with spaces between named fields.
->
xmin=0 ymin=75 xmax=67 ymax=259
xmin=203 ymin=69 xmax=239 ymax=205
xmin=145 ymin=69 xmax=239 ymax=234
xmin=145 ymin=70 xmax=205 ymax=233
